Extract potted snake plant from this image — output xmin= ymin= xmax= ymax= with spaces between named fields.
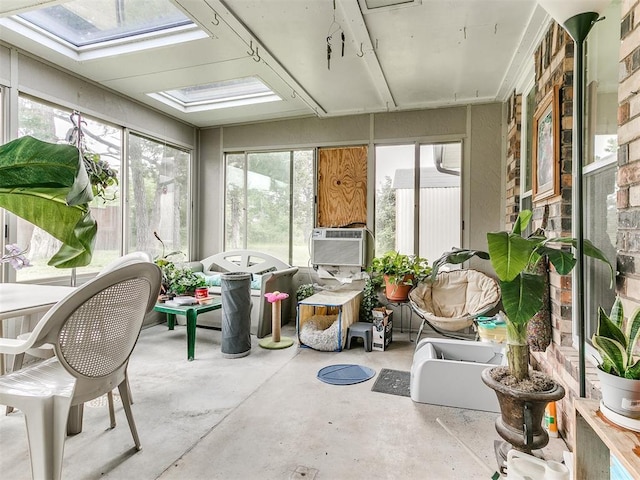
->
xmin=592 ymin=297 xmax=640 ymax=421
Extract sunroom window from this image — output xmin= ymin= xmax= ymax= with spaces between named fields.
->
xmin=579 ymin=0 xmax=619 ymax=345
xmin=127 ymin=133 xmax=191 ymax=261
xmin=374 ymin=142 xmax=462 ymax=264
xmin=225 ymin=150 xmax=314 ymax=266
xmin=14 ymin=96 xmax=122 ymax=282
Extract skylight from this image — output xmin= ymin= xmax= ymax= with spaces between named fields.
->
xmin=149 ymin=78 xmax=282 ymax=112
xmin=17 ymin=0 xmax=193 ymax=47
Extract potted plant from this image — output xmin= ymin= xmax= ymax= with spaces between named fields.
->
xmin=153 ymin=231 xmax=205 ymax=297
xmin=156 ymin=259 xmax=206 ymax=296
xmin=369 ymin=251 xmax=431 ymax=302
xmin=592 ymin=297 xmax=640 ymax=422
xmin=432 ymin=210 xmax=613 ymax=456
xmin=0 ymin=136 xmax=98 ymax=268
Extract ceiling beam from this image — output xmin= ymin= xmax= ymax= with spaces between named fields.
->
xmin=338 ymin=0 xmax=396 ymax=111
xmin=192 ymin=0 xmax=327 ymax=117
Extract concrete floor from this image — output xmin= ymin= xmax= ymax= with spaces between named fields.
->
xmin=0 ymin=322 xmax=568 ymax=479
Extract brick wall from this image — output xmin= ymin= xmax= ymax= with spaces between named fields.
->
xmin=525 ymin=21 xmax=579 ymax=443
xmin=510 ymin=1 xmax=640 ymax=449
xmin=502 ymin=24 xmax=579 ymax=443
xmin=617 ymin=2 xmax=640 ymax=315
xmin=505 ymin=90 xmax=522 ymax=230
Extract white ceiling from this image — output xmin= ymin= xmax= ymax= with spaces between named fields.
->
xmin=0 ymin=0 xmax=550 ymax=128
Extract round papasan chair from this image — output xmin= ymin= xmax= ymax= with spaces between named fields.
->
xmin=409 ymin=269 xmax=501 ymax=343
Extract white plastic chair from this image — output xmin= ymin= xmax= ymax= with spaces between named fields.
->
xmin=6 ymin=251 xmax=152 ymax=420
xmin=0 ymin=262 xmax=161 ymax=480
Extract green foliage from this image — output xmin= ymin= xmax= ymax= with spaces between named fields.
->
xmin=592 ymin=297 xmax=640 ymax=380
xmin=83 ymin=151 xmax=118 ymax=201
xmin=369 ymin=251 xmax=431 ymax=286
xmin=0 ymin=136 xmax=97 ymax=268
xmin=429 ymin=210 xmax=613 ymax=379
xmin=360 ymin=275 xmax=383 ymax=322
xmin=374 ymin=176 xmax=396 ymax=254
xmin=153 ymin=231 xmax=203 ymax=295
xmin=296 ymin=283 xmax=316 ymax=302
xmin=155 ymin=258 xmax=205 ymax=296
xmin=431 ymin=210 xmax=613 ymax=335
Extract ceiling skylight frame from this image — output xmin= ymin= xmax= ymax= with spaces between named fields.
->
xmin=2 ymin=0 xmax=207 ymax=60
xmin=1 ymin=15 xmax=205 ymax=60
xmin=148 ymin=77 xmax=282 ymax=113
xmin=358 ymin=0 xmax=422 ymax=13
xmin=15 ymin=0 xmax=195 ymax=48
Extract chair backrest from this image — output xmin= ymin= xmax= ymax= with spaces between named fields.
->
xmin=409 ymin=269 xmax=500 ymax=318
xmin=31 ymin=263 xmax=161 ymax=401
xmin=99 ymin=251 xmax=153 ymax=275
xmin=200 ymin=250 xmax=291 ymax=274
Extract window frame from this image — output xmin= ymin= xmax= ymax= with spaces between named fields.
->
xmin=2 ymin=93 xmax=194 ymax=285
xmin=223 ymin=148 xmax=316 ymax=267
xmin=373 ymin=138 xmax=463 ymax=259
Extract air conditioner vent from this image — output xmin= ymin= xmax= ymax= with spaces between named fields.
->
xmin=324 ymin=229 xmax=363 ymax=239
xmin=311 ymin=228 xmax=366 ymax=267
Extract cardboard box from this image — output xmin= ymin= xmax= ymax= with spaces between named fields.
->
xmin=372 ymin=308 xmax=393 ymax=351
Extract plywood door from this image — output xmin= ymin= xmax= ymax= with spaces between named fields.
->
xmin=317 ymin=146 xmax=367 ymax=227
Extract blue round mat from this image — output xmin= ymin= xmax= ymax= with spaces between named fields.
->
xmin=317 ymin=364 xmax=376 ymax=385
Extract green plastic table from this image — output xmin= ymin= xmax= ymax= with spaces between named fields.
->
xmin=154 ymin=299 xmax=222 ymax=361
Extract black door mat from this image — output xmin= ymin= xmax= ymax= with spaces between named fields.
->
xmin=371 ymin=368 xmax=410 ymax=397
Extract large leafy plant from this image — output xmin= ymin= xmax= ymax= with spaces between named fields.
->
xmin=432 ymin=210 xmax=613 ymax=380
xmin=592 ymin=297 xmax=640 ymax=380
xmin=369 ymin=251 xmax=431 ymax=286
xmin=0 ymin=136 xmax=97 ymax=268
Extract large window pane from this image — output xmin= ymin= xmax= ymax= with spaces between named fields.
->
xmin=374 ymin=145 xmax=414 ymax=255
xmin=418 ymin=143 xmax=461 ymax=264
xmin=224 ymin=149 xmax=314 ymax=266
xmin=375 ymin=143 xmax=461 ymax=262
xmin=246 ymin=151 xmax=291 ymax=260
xmin=292 ymin=150 xmax=314 ymax=266
xmin=127 ymin=134 xmax=190 ymax=260
xmin=585 ymin=165 xmax=616 ymax=340
xmin=582 ymin=0 xmax=619 ymax=343
xmin=225 ymin=153 xmax=247 ymax=250
xmin=15 ymin=97 xmax=121 ymax=282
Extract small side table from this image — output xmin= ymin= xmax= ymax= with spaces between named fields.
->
xmin=154 ymin=299 xmax=222 ymax=361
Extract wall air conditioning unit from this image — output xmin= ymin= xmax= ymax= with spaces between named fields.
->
xmin=311 ymin=228 xmax=367 ymax=267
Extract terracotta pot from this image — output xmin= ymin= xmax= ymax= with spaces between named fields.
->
xmin=481 ymin=366 xmax=565 ymax=458
xmin=384 ymin=275 xmax=413 ymax=302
